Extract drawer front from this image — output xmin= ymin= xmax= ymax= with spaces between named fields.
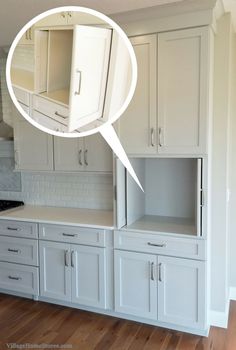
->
xmin=0 ymin=220 xmax=38 ymax=239
xmin=39 ymin=224 xmax=106 ymax=247
xmin=19 ymin=102 xmax=30 ymax=114
xmin=32 ymin=110 xmax=68 ymax=132
xmin=33 ymin=95 xmax=68 ymax=124
xmin=13 ymin=86 xmax=30 ymax=106
xmin=114 ymin=230 xmax=206 ymax=260
xmin=0 ymin=262 xmax=39 ymax=295
xmin=0 ymin=236 xmax=38 ymax=266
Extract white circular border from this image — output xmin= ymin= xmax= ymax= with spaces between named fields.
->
xmin=6 ymin=6 xmax=137 ymax=138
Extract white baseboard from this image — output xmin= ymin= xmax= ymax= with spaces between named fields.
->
xmin=230 ymin=287 xmax=236 ymax=300
xmin=209 ymin=298 xmax=230 ymax=328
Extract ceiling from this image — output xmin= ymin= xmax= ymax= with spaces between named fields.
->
xmin=0 ymin=0 xmax=235 ymax=47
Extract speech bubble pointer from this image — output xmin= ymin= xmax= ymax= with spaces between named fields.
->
xmin=100 ymin=124 xmax=144 ymax=192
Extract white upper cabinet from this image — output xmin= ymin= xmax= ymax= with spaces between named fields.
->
xmin=54 ymin=133 xmax=113 ymax=172
xmin=158 ymin=27 xmax=208 ymax=154
xmin=119 ymin=27 xmax=209 ymax=156
xmin=14 ymin=118 xmax=53 ymax=171
xmin=18 ymin=27 xmax=34 ymax=45
xmin=68 ymin=26 xmax=112 ymax=131
xmin=119 ymin=35 xmax=157 ymax=155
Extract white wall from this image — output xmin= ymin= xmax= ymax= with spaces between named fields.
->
xmin=210 ymin=13 xmax=232 ymax=317
xmin=229 ymin=31 xmax=236 ymax=292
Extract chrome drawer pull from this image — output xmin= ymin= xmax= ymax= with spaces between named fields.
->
xmin=7 ymin=227 xmax=20 ymax=231
xmin=8 ymin=275 xmax=22 ymax=281
xmin=62 ymin=233 xmax=77 ymax=237
xmin=150 ymin=262 xmax=155 ymax=281
xmin=148 ymin=242 xmax=166 ymax=248
xmin=8 ymin=248 xmax=20 ymax=254
xmin=55 ymin=111 xmax=67 ymax=119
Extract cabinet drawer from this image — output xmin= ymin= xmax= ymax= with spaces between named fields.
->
xmin=13 ymin=86 xmax=30 ymax=106
xmin=0 ymin=262 xmax=39 ymax=295
xmin=0 ymin=236 xmax=38 ymax=266
xmin=39 ymin=224 xmax=106 ymax=247
xmin=114 ymin=230 xmax=206 ymax=260
xmin=19 ymin=102 xmax=29 ymax=114
xmin=0 ymin=220 xmax=38 ymax=239
xmin=32 ymin=110 xmax=68 ymax=132
xmin=33 ymin=95 xmax=68 ymax=125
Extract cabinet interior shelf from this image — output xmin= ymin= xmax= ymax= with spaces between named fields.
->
xmin=125 ymin=215 xmax=196 ymax=236
xmin=40 ymin=89 xmax=69 ymax=106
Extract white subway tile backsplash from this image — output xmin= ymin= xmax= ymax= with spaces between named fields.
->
xmin=0 ymin=172 xmax=113 ymax=210
xmin=11 ymin=46 xmax=34 ymax=72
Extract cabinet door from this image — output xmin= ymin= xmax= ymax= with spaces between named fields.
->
xmin=68 ymin=25 xmax=112 ymax=131
xmin=119 ymin=35 xmax=157 ymax=155
xmin=71 ymin=245 xmax=106 ymax=309
xmin=54 ymin=137 xmax=84 ymax=171
xmin=114 ymin=250 xmax=157 ymax=320
xmin=158 ymin=27 xmax=208 ymax=154
xmin=84 ymin=133 xmax=113 ymax=172
xmin=158 ymin=256 xmax=206 ymax=329
xmin=39 ymin=241 xmax=71 ymax=301
xmin=18 ymin=27 xmax=34 ymax=45
xmin=14 ymin=119 xmax=53 ymax=171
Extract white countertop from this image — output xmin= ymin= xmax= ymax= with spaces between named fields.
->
xmin=11 ymin=68 xmax=34 ymax=92
xmin=0 ymin=205 xmax=114 ymax=230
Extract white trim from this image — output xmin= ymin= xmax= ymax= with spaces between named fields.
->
xmin=209 ymin=299 xmax=230 ymax=328
xmin=230 ymin=287 xmax=236 ymax=300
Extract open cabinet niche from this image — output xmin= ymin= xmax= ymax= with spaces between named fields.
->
xmin=35 ymin=29 xmax=73 ymax=105
xmin=125 ymin=158 xmax=203 ymax=236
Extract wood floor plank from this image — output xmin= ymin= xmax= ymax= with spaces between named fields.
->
xmin=0 ymin=294 xmax=236 ymax=350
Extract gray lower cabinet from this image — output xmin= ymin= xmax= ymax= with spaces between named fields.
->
xmin=0 ymin=220 xmax=39 ymax=297
xmin=39 ymin=240 xmax=106 ymax=309
xmin=114 ymin=249 xmax=206 ymax=330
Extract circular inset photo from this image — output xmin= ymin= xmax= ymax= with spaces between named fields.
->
xmin=6 ymin=6 xmax=137 ymax=137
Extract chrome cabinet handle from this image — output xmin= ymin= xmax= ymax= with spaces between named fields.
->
xmin=7 ymin=227 xmax=21 ymax=231
xmin=158 ymin=127 xmax=163 ymax=147
xmin=79 ymin=150 xmax=83 ymax=166
xmin=61 ymin=12 xmax=66 ymax=18
xmin=55 ymin=111 xmax=67 ymax=119
xmin=74 ymin=70 xmax=82 ymax=96
xmin=62 ymin=233 xmax=77 ymax=237
xmin=84 ymin=150 xmax=88 ymax=166
xmin=200 ymin=189 xmax=205 ymax=207
xmin=8 ymin=275 xmax=22 ymax=281
xmin=71 ymin=250 xmax=75 ymax=268
xmin=150 ymin=128 xmax=155 ymax=147
xmin=158 ymin=263 xmax=162 ymax=282
xmin=8 ymin=248 xmax=20 ymax=253
xmin=64 ymin=250 xmax=70 ymax=267
xmin=67 ymin=11 xmax=72 ymax=17
xmin=150 ymin=262 xmax=155 ymax=281
xmin=25 ymin=30 xmax=28 ymax=40
xmin=29 ymin=28 xmax=31 ymax=40
xmin=148 ymin=242 xmax=166 ymax=248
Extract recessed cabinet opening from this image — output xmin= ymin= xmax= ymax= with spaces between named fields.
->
xmin=35 ymin=29 xmax=73 ymax=106
xmin=126 ymin=158 xmax=203 ymax=236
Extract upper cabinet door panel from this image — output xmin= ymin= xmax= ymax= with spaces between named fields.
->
xmin=158 ymin=27 xmax=208 ymax=154
xmin=68 ymin=25 xmax=112 ymax=131
xmin=14 ymin=119 xmax=53 ymax=171
xmin=119 ymin=35 xmax=157 ymax=155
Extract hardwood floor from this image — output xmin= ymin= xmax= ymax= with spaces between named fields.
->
xmin=0 ymin=294 xmax=235 ymax=350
